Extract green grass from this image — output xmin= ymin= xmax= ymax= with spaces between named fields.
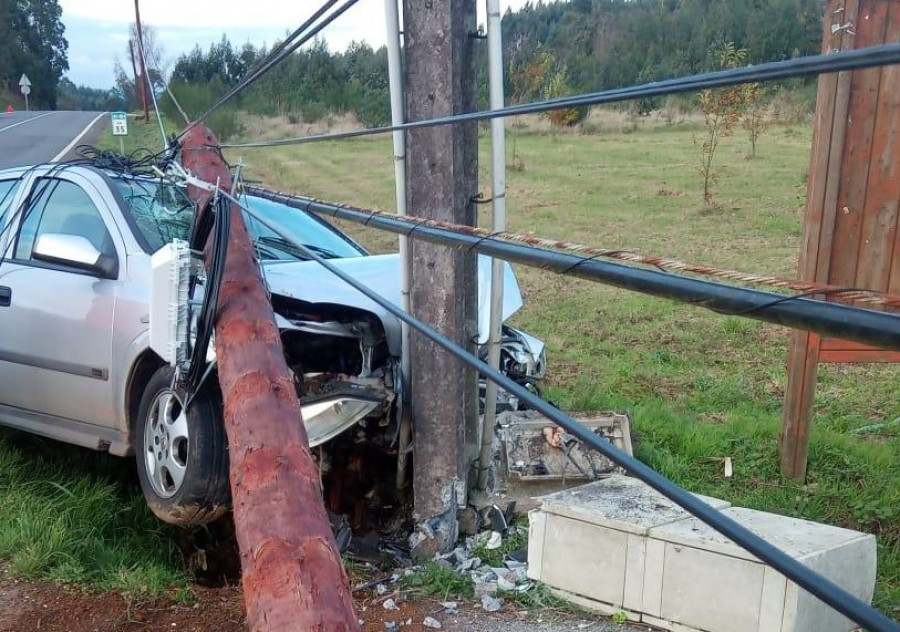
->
xmin=0 ymin=429 xmax=186 ymax=593
xmin=96 ymin=112 xmax=178 ymax=155
xmin=231 ymin=114 xmax=900 ymax=612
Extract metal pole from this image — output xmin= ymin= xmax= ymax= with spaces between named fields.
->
xmin=477 ymin=0 xmax=507 ymax=492
xmin=384 ymin=0 xmax=412 ymax=491
xmin=24 ymin=94 xmax=28 ymax=112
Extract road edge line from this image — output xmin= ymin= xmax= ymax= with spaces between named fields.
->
xmin=52 ymin=111 xmax=107 ymax=162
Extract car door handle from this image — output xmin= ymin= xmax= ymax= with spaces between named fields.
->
xmin=0 ymin=286 xmax=10 ymax=307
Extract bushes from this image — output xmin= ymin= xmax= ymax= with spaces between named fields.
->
xmin=159 ymin=77 xmax=241 ymax=141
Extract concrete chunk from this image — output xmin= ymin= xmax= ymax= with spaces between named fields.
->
xmin=528 ymin=476 xmax=877 ymax=632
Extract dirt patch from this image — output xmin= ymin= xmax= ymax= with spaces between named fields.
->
xmin=0 ymin=568 xmax=638 ymax=632
xmin=0 ymin=570 xmax=245 ymax=632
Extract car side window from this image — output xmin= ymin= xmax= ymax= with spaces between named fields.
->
xmin=0 ymin=179 xmax=19 ymax=228
xmin=15 ymin=179 xmax=115 ymax=262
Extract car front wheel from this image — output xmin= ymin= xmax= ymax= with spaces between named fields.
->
xmin=135 ymin=366 xmax=231 ymax=528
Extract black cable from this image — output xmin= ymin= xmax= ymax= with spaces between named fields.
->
xmin=180 ymin=0 xmax=360 ymax=138
xmin=222 ymin=42 xmax=900 ymax=149
xmin=183 ymin=0 xmax=340 ymax=132
xmin=185 ymin=194 xmax=230 ymax=392
xmin=251 ymin=217 xmax=898 ymax=632
xmin=245 ymin=187 xmax=900 ymax=350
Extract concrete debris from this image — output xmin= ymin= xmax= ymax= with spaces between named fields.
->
xmin=375 ymin=583 xmax=388 ymax=596
xmin=423 ymin=616 xmax=443 ymax=629
xmin=473 ymin=579 xmax=498 ymax=598
xmin=440 ymin=601 xmax=458 ymax=615
xmin=481 ymin=595 xmax=503 ymax=612
xmin=384 ymin=622 xmax=398 ymax=632
xmin=383 ymin=598 xmax=399 ymax=611
xmin=429 ymin=526 xmax=534 ymax=599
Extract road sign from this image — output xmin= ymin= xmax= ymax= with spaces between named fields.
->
xmin=19 ymin=75 xmax=31 ymax=111
xmin=110 ymin=112 xmax=128 ymax=136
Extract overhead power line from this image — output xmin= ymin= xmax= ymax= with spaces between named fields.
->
xmin=180 ymin=0 xmax=361 ymax=137
xmin=221 ymin=42 xmax=900 ymax=149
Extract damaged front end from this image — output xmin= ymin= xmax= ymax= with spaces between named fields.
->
xmin=478 ymin=325 xmax=547 ymax=413
xmin=273 ymin=295 xmax=400 ymax=449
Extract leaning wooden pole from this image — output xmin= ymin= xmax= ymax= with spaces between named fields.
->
xmin=181 ymin=126 xmax=359 ymax=632
xmin=133 ymin=0 xmax=150 ymax=122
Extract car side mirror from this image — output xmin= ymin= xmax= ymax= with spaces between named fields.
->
xmin=33 ymin=233 xmax=118 ymax=279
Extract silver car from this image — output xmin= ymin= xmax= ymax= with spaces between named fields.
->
xmin=0 ymin=163 xmax=546 ymax=527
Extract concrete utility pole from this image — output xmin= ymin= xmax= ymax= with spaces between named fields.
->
xmin=133 ymin=0 xmax=150 ymax=122
xmin=403 ymin=0 xmax=479 ymax=556
xmin=181 ymin=126 xmax=359 ymax=632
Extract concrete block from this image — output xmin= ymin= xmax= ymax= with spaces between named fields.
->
xmin=622 ymin=533 xmax=646 ymax=611
xmin=548 ymin=587 xmax=642 ymax=623
xmin=526 ymin=508 xmax=546 ymax=581
xmin=528 ymin=476 xmax=877 ymax=632
xmin=641 ymin=537 xmax=667 ymax=617
xmin=649 ymin=507 xmax=877 ymax=632
xmin=658 ymin=541 xmax=764 ymax=632
xmin=540 ymin=512 xmax=629 ymax=605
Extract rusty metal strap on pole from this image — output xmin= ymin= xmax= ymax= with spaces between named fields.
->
xmin=226 ymin=191 xmax=898 ymax=632
xmin=244 ymin=186 xmax=900 ymax=350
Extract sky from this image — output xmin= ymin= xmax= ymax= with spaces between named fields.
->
xmin=59 ymin=0 xmax=536 ymax=89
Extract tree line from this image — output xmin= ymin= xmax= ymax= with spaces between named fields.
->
xmin=0 ymin=0 xmax=68 ymax=109
xmin=502 ymin=0 xmax=825 ymax=98
xmin=152 ymin=0 xmax=825 ymax=139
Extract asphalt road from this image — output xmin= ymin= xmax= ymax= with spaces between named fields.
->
xmin=0 ymin=110 xmax=107 ymax=169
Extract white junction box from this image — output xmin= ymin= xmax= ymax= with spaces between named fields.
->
xmin=528 ymin=475 xmax=877 ymax=632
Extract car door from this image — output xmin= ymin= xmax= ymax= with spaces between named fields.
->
xmin=0 ymin=173 xmax=121 ymax=428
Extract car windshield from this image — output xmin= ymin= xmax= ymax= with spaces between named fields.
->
xmin=114 ymin=178 xmax=364 ymax=260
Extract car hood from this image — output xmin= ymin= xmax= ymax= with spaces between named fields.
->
xmin=262 ymin=253 xmax=523 ymax=355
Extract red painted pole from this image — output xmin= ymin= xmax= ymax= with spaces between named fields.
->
xmin=181 ymin=125 xmax=360 ymax=632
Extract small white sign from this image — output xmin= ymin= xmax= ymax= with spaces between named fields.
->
xmin=110 ymin=111 xmax=128 ymax=136
xmin=18 ymin=74 xmax=31 ymax=88
xmin=20 ymin=85 xmax=30 ymax=96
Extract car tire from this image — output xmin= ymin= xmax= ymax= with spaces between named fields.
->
xmin=135 ymin=366 xmax=231 ymax=528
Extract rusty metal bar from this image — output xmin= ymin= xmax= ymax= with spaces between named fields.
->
xmin=245 ymin=187 xmax=900 ymax=350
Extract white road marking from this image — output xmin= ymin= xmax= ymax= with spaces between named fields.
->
xmin=0 ymin=111 xmax=54 ymax=134
xmin=51 ymin=112 xmax=107 ymax=162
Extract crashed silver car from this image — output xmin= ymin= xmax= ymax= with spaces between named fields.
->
xmin=0 ymin=163 xmax=545 ymax=527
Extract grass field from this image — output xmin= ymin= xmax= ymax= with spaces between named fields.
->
xmin=235 ymin=114 xmax=900 ymax=612
xmin=0 ymin=112 xmax=897 ymax=614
